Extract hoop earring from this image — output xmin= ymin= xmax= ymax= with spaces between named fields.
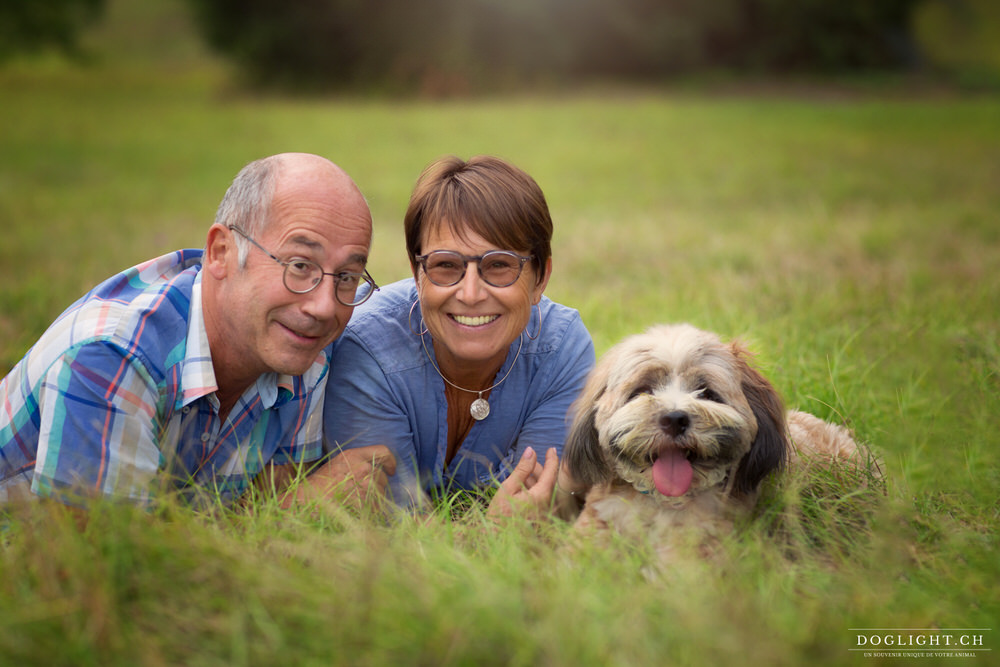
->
xmin=408 ymin=299 xmax=428 ymax=336
xmin=524 ymin=303 xmax=542 ymax=340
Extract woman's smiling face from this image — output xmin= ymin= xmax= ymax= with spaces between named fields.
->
xmin=414 ymin=221 xmax=550 ymax=378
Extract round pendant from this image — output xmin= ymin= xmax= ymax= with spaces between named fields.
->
xmin=470 ymin=397 xmax=491 ymax=421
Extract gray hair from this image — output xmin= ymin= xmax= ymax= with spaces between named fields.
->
xmin=213 ymin=156 xmax=282 ymax=267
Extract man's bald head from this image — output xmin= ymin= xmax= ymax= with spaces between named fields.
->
xmin=213 ymin=153 xmax=370 ymax=267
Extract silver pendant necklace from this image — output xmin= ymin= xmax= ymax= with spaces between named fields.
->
xmin=421 ymin=333 xmax=523 ymax=421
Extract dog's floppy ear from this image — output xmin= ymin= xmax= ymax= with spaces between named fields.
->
xmin=729 ymin=343 xmax=789 ymax=497
xmin=564 ymin=403 xmax=606 ymax=489
xmin=562 ymin=353 xmax=617 ymax=491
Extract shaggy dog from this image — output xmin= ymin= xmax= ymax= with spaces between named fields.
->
xmin=558 ymin=324 xmax=865 ymax=555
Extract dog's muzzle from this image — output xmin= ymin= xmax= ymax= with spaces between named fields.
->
xmin=660 ymin=410 xmax=690 ymax=438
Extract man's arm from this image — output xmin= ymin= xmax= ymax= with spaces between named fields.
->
xmin=263 ymin=445 xmax=396 ymax=510
xmin=30 ymin=342 xmax=162 ymax=504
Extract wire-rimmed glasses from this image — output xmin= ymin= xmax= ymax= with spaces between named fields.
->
xmin=229 ymin=226 xmax=378 ymax=307
xmin=415 ymin=250 xmax=534 ymax=288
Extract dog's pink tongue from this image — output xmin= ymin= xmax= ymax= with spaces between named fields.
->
xmin=652 ymin=447 xmax=693 ymax=497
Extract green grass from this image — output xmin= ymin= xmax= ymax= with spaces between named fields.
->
xmin=2 ymin=35 xmax=1000 ymax=666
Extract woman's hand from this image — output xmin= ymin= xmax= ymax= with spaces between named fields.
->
xmin=487 ymin=446 xmax=559 ymax=519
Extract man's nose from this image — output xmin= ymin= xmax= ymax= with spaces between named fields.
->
xmin=302 ymin=278 xmax=342 ymax=320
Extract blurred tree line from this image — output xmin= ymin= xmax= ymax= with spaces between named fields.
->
xmin=0 ymin=0 xmax=103 ymax=60
xmin=3 ymin=0 xmax=998 ymax=91
xmin=183 ymin=0 xmax=923 ymax=91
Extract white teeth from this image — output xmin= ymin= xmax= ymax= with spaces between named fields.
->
xmin=454 ymin=314 xmax=498 ymax=327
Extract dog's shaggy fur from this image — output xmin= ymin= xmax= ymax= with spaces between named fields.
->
xmin=558 ymin=324 xmax=866 ymax=555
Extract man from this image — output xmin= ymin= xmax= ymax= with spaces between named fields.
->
xmin=0 ymin=153 xmax=395 ymax=508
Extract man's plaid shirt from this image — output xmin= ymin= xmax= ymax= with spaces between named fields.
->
xmin=0 ymin=250 xmax=327 ymax=505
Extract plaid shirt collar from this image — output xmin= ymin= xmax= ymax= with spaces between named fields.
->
xmin=178 ymin=273 xmax=293 ymax=411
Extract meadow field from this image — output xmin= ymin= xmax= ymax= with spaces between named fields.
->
xmin=2 ymin=51 xmax=999 ymax=666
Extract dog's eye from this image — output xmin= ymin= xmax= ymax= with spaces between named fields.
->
xmin=628 ymin=385 xmax=653 ymax=401
xmin=697 ymin=386 xmax=724 ymax=403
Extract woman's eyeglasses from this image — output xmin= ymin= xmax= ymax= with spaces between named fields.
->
xmin=415 ymin=250 xmax=533 ymax=288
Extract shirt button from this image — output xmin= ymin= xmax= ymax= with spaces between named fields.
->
xmin=182 ymin=406 xmax=191 ymax=414
xmin=201 ymin=433 xmax=210 ymax=442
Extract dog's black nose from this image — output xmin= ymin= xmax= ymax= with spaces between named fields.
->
xmin=660 ymin=411 xmax=690 ymax=437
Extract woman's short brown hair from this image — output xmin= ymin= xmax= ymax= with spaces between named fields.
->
xmin=404 ymin=155 xmax=552 ymax=284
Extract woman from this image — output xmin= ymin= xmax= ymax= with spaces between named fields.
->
xmin=323 ymin=155 xmax=594 ymax=514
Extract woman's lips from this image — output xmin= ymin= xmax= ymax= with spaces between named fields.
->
xmin=451 ymin=314 xmax=499 ymax=327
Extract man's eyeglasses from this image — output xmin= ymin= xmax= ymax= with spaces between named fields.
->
xmin=415 ymin=250 xmax=534 ymax=288
xmin=229 ymin=226 xmax=378 ymax=307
